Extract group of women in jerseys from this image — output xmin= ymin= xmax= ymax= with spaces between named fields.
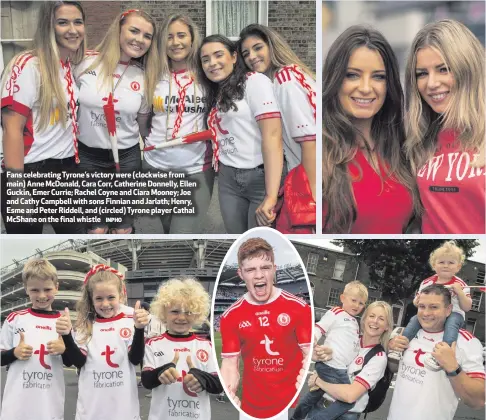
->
xmin=1 ymin=1 xmax=316 ymax=235
xmin=322 ymin=20 xmax=485 ymax=234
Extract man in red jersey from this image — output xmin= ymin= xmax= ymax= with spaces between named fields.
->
xmin=220 ymin=237 xmax=312 ymax=419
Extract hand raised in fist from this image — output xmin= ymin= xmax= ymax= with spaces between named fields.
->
xmin=56 ymin=307 xmax=72 ymax=336
xmin=133 ymin=301 xmax=149 ymax=329
xmin=14 ymin=332 xmax=33 ymax=361
xmin=158 ymin=351 xmax=181 ymax=385
xmin=183 ymin=355 xmax=203 ymax=393
xmin=47 ymin=335 xmax=66 ymax=355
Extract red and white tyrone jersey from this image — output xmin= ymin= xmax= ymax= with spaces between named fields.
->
xmin=143 ymin=333 xmax=217 ymax=420
xmin=0 ymin=309 xmax=64 ymax=420
xmin=210 ymin=72 xmax=281 ymax=169
xmin=315 ymin=307 xmax=360 ymax=369
xmin=1 ymin=54 xmax=77 ymax=164
xmin=75 ymin=54 xmax=150 ymax=150
xmin=144 ymin=70 xmax=211 ymax=174
xmin=220 ymin=288 xmax=312 ymax=419
xmin=273 ymin=65 xmax=316 ymax=171
xmin=75 ymin=312 xmax=140 ymax=420
xmin=417 ymin=275 xmax=470 ymax=317
xmin=388 ymin=329 xmax=485 ymax=420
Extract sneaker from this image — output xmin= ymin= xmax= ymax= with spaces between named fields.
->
xmin=423 ymin=353 xmax=442 ymax=371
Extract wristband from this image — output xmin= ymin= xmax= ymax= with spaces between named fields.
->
xmin=446 ymin=365 xmax=462 ymax=377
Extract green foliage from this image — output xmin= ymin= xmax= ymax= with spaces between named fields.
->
xmin=331 ymin=240 xmax=479 ymax=300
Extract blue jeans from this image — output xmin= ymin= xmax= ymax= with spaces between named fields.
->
xmin=403 ymin=313 xmax=464 ymax=346
xmin=292 ymin=362 xmax=354 ymax=420
xmin=308 ymin=407 xmax=359 ymax=420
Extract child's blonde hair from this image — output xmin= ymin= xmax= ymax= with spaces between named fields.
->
xmin=360 ymin=301 xmax=394 ymax=352
xmin=75 ymin=265 xmax=126 ymax=343
xmin=343 ymin=280 xmax=369 ymax=301
xmin=150 ymin=277 xmax=210 ymax=328
xmin=429 ymin=240 xmax=466 ymax=269
xmin=22 ymin=258 xmax=58 ymax=287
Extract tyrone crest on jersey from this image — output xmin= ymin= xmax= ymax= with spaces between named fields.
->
xmin=196 ymin=349 xmax=209 ymax=363
xmin=277 ymin=313 xmax=291 ymax=326
xmin=119 ymin=327 xmax=132 ymax=339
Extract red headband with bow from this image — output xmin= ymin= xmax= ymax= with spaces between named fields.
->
xmin=84 ymin=264 xmax=127 ymax=296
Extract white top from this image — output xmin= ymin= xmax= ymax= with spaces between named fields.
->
xmin=144 ymin=70 xmax=211 ymax=174
xmin=324 ymin=339 xmax=388 ymax=413
xmin=75 ymin=312 xmax=140 ymax=420
xmin=1 ymin=53 xmax=77 ymax=164
xmin=388 ymin=328 xmax=485 ymax=420
xmin=75 ymin=54 xmax=149 ymax=149
xmin=0 ymin=309 xmax=65 ymax=420
xmin=143 ymin=333 xmax=217 ymax=420
xmin=273 ymin=65 xmax=316 ymax=171
xmin=417 ymin=275 xmax=470 ymax=317
xmin=315 ymin=307 xmax=360 ymax=369
xmin=210 ymin=72 xmax=281 ymax=169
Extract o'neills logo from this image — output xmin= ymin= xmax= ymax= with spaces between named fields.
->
xmin=174 ymin=347 xmax=191 ymax=353
xmin=36 ymin=325 xmax=52 ymax=330
xmin=100 ymin=327 xmax=115 ymax=332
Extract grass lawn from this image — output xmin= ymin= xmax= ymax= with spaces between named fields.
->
xmin=213 ymin=331 xmax=244 ymax=398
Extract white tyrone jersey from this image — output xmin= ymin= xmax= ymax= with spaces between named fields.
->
xmin=75 ymin=54 xmax=150 ymax=149
xmin=274 ymin=65 xmax=316 ymax=171
xmin=75 ymin=312 xmax=140 ymax=420
xmin=1 ymin=54 xmax=77 ymax=164
xmin=144 ymin=70 xmax=211 ymax=174
xmin=0 ymin=309 xmax=64 ymax=420
xmin=388 ymin=328 xmax=485 ymax=420
xmin=315 ymin=307 xmax=360 ymax=369
xmin=324 ymin=340 xmax=387 ymax=413
xmin=143 ymin=333 xmax=217 ymax=420
xmin=210 ymin=72 xmax=281 ymax=169
xmin=417 ymin=275 xmax=470 ymax=317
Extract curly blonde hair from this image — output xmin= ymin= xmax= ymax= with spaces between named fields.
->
xmin=429 ymin=240 xmax=465 ymax=269
xmin=150 ymin=277 xmax=210 ymax=328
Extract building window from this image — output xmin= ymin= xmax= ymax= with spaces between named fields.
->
xmin=327 ymin=288 xmax=341 ymax=307
xmin=206 ymin=0 xmax=268 ymax=38
xmin=306 ymin=253 xmax=319 ymax=275
xmin=476 ymin=269 xmax=485 ymax=284
xmin=465 ymin=319 xmax=476 ymax=334
xmin=471 ymin=291 xmax=482 ymax=311
xmin=332 ymin=260 xmax=346 ymax=281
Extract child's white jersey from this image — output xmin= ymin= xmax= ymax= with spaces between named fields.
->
xmin=144 ymin=70 xmax=211 ymax=174
xmin=75 ymin=54 xmax=149 ymax=150
xmin=75 ymin=312 xmax=140 ymax=420
xmin=273 ymin=65 xmax=316 ymax=171
xmin=1 ymin=54 xmax=77 ymax=164
xmin=143 ymin=332 xmax=217 ymax=420
xmin=210 ymin=72 xmax=281 ymax=169
xmin=417 ymin=275 xmax=470 ymax=317
xmin=388 ymin=328 xmax=485 ymax=420
xmin=0 ymin=309 xmax=64 ymax=420
xmin=315 ymin=307 xmax=360 ymax=369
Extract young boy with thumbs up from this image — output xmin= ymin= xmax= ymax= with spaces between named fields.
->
xmin=0 ymin=258 xmax=68 ymax=420
xmin=141 ymin=277 xmax=223 ymax=420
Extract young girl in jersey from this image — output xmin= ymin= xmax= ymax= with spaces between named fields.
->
xmin=322 ymin=26 xmax=419 ymax=234
xmin=404 ymin=20 xmax=485 ymax=234
xmin=75 ymin=9 xmax=158 ymax=234
xmin=305 ymin=301 xmax=393 ymax=420
xmin=198 ymin=35 xmax=285 ymax=233
xmin=57 ymin=264 xmax=149 ymax=420
xmin=388 ymin=241 xmax=472 ymax=371
xmin=143 ymin=15 xmax=214 ymax=234
xmin=141 ymin=277 xmax=223 ymax=420
xmin=1 ymin=1 xmax=86 ymax=234
xmin=238 ymin=24 xmax=316 ymax=234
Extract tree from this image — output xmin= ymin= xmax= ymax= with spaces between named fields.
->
xmin=332 ymin=240 xmax=479 ymax=300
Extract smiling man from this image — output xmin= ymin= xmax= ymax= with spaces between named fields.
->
xmin=387 ymin=284 xmax=485 ymax=420
xmin=219 ymin=237 xmax=312 ymax=419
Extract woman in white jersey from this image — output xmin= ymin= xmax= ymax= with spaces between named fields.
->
xmin=304 ymin=301 xmax=393 ymax=420
xmin=1 ymin=1 xmax=86 ymax=234
xmin=143 ymin=15 xmax=214 ymax=233
xmin=75 ymin=9 xmax=158 ymax=234
xmin=198 ymin=34 xmax=284 ymax=233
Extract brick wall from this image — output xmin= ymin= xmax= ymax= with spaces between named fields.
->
xmin=80 ymin=2 xmax=121 ymax=49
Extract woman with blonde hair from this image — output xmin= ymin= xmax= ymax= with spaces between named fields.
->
xmin=75 ymin=8 xmax=158 ymax=234
xmin=404 ymin=19 xmax=485 ymax=234
xmin=144 ymin=15 xmax=214 ymax=233
xmin=1 ymin=1 xmax=86 ymax=234
xmin=141 ymin=277 xmax=223 ymax=419
xmin=239 ymin=24 xmax=316 ymax=233
xmin=304 ymin=301 xmax=393 ymax=420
